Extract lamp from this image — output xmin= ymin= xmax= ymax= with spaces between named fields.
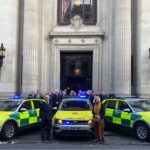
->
xmin=74 ymin=62 xmax=81 ymax=76
xmin=0 ymin=43 xmax=6 ymax=67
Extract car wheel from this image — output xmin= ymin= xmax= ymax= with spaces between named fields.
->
xmin=2 ymin=122 xmax=17 ymax=140
xmin=135 ymin=123 xmax=150 ymax=141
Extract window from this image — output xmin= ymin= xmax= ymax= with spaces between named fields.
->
xmin=106 ymin=100 xmax=116 ymax=109
xmin=58 ymin=0 xmax=97 ymax=25
xmin=0 ymin=100 xmax=21 ymax=111
xmin=118 ymin=101 xmax=130 ymax=111
xmin=20 ymin=101 xmax=32 ymax=110
xmin=59 ymin=100 xmax=92 ymax=110
xmin=33 ymin=100 xmax=41 ymax=109
xmin=129 ymin=100 xmax=150 ymax=112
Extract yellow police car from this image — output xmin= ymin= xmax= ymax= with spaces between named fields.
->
xmin=0 ymin=97 xmax=44 ymax=140
xmin=52 ymin=97 xmax=93 ymax=138
xmin=103 ymin=98 xmax=150 ymax=141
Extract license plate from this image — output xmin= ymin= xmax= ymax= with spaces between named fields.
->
xmin=65 ymin=126 xmax=83 ymax=130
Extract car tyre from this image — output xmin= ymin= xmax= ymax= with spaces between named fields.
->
xmin=135 ymin=123 xmax=150 ymax=141
xmin=2 ymin=122 xmax=17 ymax=140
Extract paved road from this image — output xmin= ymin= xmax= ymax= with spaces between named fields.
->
xmin=0 ymin=128 xmax=150 ymax=150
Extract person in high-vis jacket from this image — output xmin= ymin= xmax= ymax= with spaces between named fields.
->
xmin=92 ymin=96 xmax=105 ymax=144
xmin=40 ymin=94 xmax=53 ymax=142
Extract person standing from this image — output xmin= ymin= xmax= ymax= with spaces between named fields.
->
xmin=40 ymin=94 xmax=53 ymax=142
xmin=36 ymin=89 xmax=43 ymax=99
xmin=109 ymin=90 xmax=116 ymax=98
xmin=28 ymin=90 xmax=37 ymax=98
xmin=100 ymin=91 xmax=108 ymax=101
xmin=66 ymin=86 xmax=71 ymax=96
xmin=92 ymin=96 xmax=105 ymax=144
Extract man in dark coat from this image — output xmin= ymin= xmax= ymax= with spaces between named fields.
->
xmin=100 ymin=91 xmax=108 ymax=101
xmin=109 ymin=90 xmax=116 ymax=98
xmin=28 ymin=90 xmax=37 ymax=98
xmin=40 ymin=94 xmax=53 ymax=142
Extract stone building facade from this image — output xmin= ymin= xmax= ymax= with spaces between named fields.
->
xmin=0 ymin=0 xmax=149 ymax=97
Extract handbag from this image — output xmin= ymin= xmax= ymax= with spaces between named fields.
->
xmin=94 ymin=115 xmax=100 ymax=122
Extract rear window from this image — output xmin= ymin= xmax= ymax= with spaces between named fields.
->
xmin=33 ymin=100 xmax=41 ymax=109
xmin=106 ymin=100 xmax=116 ymax=109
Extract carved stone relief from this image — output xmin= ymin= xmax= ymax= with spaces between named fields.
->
xmin=70 ymin=15 xmax=85 ymax=31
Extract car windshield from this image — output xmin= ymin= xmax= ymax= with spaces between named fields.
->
xmin=0 ymin=100 xmax=22 ymax=111
xmin=59 ymin=100 xmax=92 ymax=111
xmin=128 ymin=100 xmax=150 ymax=112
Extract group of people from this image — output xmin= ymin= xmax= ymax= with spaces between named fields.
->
xmin=27 ymin=88 xmax=116 ymax=143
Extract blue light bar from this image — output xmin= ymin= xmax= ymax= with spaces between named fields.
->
xmin=80 ymin=95 xmax=86 ymax=98
xmin=13 ymin=95 xmax=19 ymax=99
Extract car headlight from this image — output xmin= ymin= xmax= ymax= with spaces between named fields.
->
xmin=54 ymin=119 xmax=62 ymax=124
xmin=88 ymin=120 xmax=92 ymax=124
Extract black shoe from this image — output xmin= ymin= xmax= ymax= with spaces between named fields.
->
xmin=98 ymin=140 xmax=103 ymax=144
xmin=102 ymin=138 xmax=105 ymax=143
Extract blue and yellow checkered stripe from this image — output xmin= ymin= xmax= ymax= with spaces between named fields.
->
xmin=105 ymin=109 xmax=142 ymax=127
xmin=9 ymin=109 xmax=40 ymax=127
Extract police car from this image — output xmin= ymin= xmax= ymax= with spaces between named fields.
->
xmin=0 ymin=97 xmax=44 ymax=140
xmin=52 ymin=96 xmax=93 ymax=138
xmin=103 ymin=98 xmax=150 ymax=141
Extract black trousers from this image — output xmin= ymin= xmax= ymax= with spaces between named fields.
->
xmin=41 ymin=119 xmax=52 ymax=140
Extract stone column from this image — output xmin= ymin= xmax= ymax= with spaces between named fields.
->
xmin=99 ymin=0 xmax=112 ymax=93
xmin=112 ymin=0 xmax=131 ymax=95
xmin=40 ymin=0 xmax=52 ymax=93
xmin=136 ymin=0 xmax=150 ymax=98
xmin=0 ymin=0 xmax=19 ymax=96
xmin=22 ymin=0 xmax=39 ymax=93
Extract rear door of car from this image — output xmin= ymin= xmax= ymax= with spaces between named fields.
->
xmin=114 ymin=100 xmax=132 ymax=127
xmin=105 ymin=100 xmax=117 ymax=124
xmin=32 ymin=100 xmax=42 ymax=123
xmin=19 ymin=100 xmax=36 ymax=126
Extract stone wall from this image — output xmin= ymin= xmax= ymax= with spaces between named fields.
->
xmin=0 ymin=0 xmax=19 ymax=96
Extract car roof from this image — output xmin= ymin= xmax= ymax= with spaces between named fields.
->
xmin=125 ymin=98 xmax=149 ymax=102
xmin=62 ymin=97 xmax=89 ymax=101
xmin=0 ymin=98 xmax=24 ymax=102
xmin=104 ymin=97 xmax=149 ymax=102
xmin=0 ymin=98 xmax=43 ymax=102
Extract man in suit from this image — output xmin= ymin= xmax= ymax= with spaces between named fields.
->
xmin=40 ymin=94 xmax=53 ymax=142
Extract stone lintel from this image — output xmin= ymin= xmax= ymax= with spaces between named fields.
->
xmin=49 ymin=31 xmax=105 ymax=39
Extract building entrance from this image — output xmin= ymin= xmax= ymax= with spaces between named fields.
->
xmin=60 ymin=52 xmax=92 ymax=92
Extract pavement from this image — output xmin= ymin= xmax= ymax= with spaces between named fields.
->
xmin=0 ymin=128 xmax=150 ymax=150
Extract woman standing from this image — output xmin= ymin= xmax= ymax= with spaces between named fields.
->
xmin=92 ymin=96 xmax=105 ymax=144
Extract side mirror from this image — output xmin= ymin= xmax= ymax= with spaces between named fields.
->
xmin=20 ymin=108 xmax=27 ymax=112
xmin=123 ymin=108 xmax=131 ymax=113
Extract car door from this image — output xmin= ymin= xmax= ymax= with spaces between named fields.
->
xmin=32 ymin=100 xmax=42 ymax=123
xmin=105 ymin=100 xmax=117 ymax=124
xmin=114 ymin=101 xmax=132 ymax=127
xmin=19 ymin=100 xmax=36 ymax=126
